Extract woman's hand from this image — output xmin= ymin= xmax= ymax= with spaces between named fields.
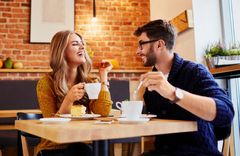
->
xmin=99 ymin=60 xmax=113 ymax=82
xmin=140 ymin=72 xmax=175 ymax=100
xmin=65 ymin=83 xmax=85 ymax=103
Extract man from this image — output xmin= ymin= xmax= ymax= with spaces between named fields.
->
xmin=134 ymin=19 xmax=234 ymax=156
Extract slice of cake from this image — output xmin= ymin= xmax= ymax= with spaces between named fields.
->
xmin=71 ymin=105 xmax=86 ymax=116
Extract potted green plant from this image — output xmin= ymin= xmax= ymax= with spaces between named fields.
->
xmin=205 ymin=42 xmax=240 ymax=69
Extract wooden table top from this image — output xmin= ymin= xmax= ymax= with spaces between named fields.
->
xmin=15 ymin=119 xmax=197 ymax=143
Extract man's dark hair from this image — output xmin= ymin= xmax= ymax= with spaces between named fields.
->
xmin=134 ymin=19 xmax=177 ymax=50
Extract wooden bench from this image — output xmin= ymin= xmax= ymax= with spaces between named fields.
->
xmin=0 ymin=109 xmax=41 ymax=130
xmin=0 ymin=80 xmax=40 ymax=155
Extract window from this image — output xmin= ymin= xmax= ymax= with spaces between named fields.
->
xmin=220 ymin=0 xmax=240 ymax=155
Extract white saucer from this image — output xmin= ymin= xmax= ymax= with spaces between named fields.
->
xmin=58 ymin=114 xmax=101 ymax=120
xmin=120 ymin=114 xmax=157 ymax=119
xmin=117 ymin=118 xmax=149 ymax=124
xmin=140 ymin=114 xmax=157 ymax=118
xmin=39 ymin=118 xmax=71 ymax=124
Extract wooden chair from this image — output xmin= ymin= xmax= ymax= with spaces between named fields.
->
xmin=222 ymin=137 xmax=231 ymax=156
xmin=109 ymin=80 xmax=145 ymax=156
xmin=16 ymin=112 xmax=43 ymax=156
xmin=222 ymin=126 xmax=233 ymax=156
xmin=0 ymin=147 xmax=2 ymax=156
xmin=140 ymin=136 xmax=155 ymax=154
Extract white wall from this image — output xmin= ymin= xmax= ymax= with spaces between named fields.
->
xmin=232 ymin=0 xmax=240 ymax=42
xmin=150 ymin=0 xmax=195 ymax=61
xmin=150 ymin=0 xmax=223 ymax=65
xmin=192 ymin=0 xmax=223 ymax=64
xmin=150 ymin=0 xmax=192 ymax=20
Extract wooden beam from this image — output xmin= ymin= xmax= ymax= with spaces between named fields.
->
xmin=0 ymin=109 xmax=41 ymax=118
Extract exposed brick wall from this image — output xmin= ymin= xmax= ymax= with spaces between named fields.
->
xmin=0 ymin=0 xmax=150 ymax=80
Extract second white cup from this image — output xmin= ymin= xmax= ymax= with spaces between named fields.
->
xmin=116 ymin=101 xmax=143 ymax=119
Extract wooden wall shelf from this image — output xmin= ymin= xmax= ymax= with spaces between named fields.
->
xmin=0 ymin=69 xmax=52 ymax=73
xmin=0 ymin=68 xmax=148 ymax=74
xmin=210 ymin=64 xmax=240 ymax=79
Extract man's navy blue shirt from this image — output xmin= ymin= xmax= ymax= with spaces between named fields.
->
xmin=144 ymin=53 xmax=234 ymax=156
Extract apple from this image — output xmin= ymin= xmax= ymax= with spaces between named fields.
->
xmin=13 ymin=62 xmax=23 ymax=69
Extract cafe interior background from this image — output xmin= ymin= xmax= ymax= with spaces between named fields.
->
xmin=0 ymin=0 xmax=240 ymax=156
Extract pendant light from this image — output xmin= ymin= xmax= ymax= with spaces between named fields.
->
xmin=92 ymin=0 xmax=97 ymax=22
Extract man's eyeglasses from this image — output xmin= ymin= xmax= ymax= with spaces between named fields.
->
xmin=138 ymin=39 xmax=159 ymax=50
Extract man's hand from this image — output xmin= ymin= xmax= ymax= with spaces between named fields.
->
xmin=140 ymin=72 xmax=175 ymax=101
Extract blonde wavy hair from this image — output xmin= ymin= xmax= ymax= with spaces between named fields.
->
xmin=49 ymin=30 xmax=94 ymax=105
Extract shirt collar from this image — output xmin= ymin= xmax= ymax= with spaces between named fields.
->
xmin=152 ymin=53 xmax=184 ymax=81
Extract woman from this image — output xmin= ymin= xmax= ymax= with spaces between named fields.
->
xmin=36 ymin=30 xmax=112 ymax=156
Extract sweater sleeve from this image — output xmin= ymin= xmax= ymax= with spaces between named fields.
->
xmin=194 ymin=64 xmax=234 ymax=126
xmin=36 ymin=75 xmax=58 ymax=118
xmin=89 ymin=91 xmax=112 ymax=117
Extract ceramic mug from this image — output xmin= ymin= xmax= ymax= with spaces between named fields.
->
xmin=85 ymin=83 xmax=101 ymax=99
xmin=115 ymin=101 xmax=143 ymax=119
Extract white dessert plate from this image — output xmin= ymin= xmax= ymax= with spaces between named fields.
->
xmin=39 ymin=118 xmax=71 ymax=124
xmin=117 ymin=118 xmax=149 ymax=124
xmin=58 ymin=114 xmax=101 ymax=119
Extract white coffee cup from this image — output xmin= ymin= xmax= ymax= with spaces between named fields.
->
xmin=115 ymin=101 xmax=143 ymax=119
xmin=85 ymin=83 xmax=101 ymax=99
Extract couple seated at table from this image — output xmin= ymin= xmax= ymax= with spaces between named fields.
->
xmin=36 ymin=19 xmax=234 ymax=156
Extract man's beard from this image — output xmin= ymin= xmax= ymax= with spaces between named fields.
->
xmin=143 ymin=45 xmax=156 ymax=67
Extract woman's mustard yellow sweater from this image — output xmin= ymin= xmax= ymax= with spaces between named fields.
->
xmin=35 ymin=75 xmax=112 ymax=155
